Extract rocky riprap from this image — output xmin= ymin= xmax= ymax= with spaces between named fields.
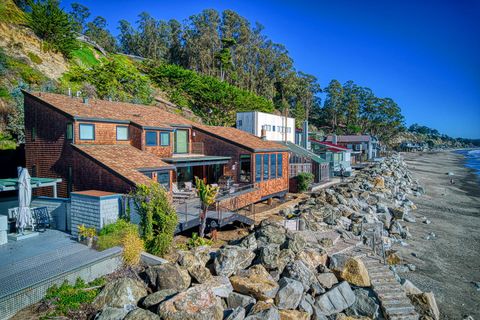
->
xmin=93 ymin=154 xmax=440 ymax=320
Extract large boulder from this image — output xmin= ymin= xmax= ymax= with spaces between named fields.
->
xmin=277 ymin=249 xmax=295 ymax=273
xmin=245 ymin=304 xmax=280 ymax=320
xmin=227 ymin=292 xmax=256 ymax=312
xmin=95 ymin=307 xmax=129 ymax=320
xmin=274 ymin=277 xmax=303 ymax=310
xmin=401 ymin=279 xmax=422 ymax=295
xmin=345 ymin=288 xmax=380 ymax=318
xmin=408 ymin=292 xmax=440 ymax=320
xmin=124 ymin=308 xmax=161 ymax=320
xmin=298 ymin=294 xmax=315 ymax=316
xmin=177 ymin=246 xmax=211 ymax=269
xmin=314 ymin=281 xmax=356 ymax=316
xmin=316 ymin=273 xmax=339 ymax=289
xmin=214 ymin=246 xmax=255 ymax=277
xmin=296 ymin=248 xmax=327 ymax=270
xmin=335 ymin=257 xmax=371 ymax=287
xmin=198 ymin=276 xmax=233 ymax=298
xmin=284 ymin=232 xmax=307 ymax=253
xmin=224 ymin=307 xmax=246 ymax=320
xmin=143 ymin=289 xmax=177 ymax=309
xmin=93 ymin=278 xmax=147 ymax=310
xmin=157 ymin=286 xmax=224 ymax=320
xmin=146 ymin=263 xmax=191 ymax=291
xmin=281 ymin=260 xmax=317 ymax=292
xmin=230 ymin=264 xmax=279 ymax=300
xmin=278 ymin=310 xmax=310 ymax=320
xmin=257 ymin=244 xmax=281 ymax=270
xmin=255 ymin=220 xmax=287 ymax=246
xmin=239 ymin=233 xmax=258 ymax=251
xmin=188 ymin=264 xmax=213 ymax=283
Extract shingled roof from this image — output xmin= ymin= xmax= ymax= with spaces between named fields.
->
xmin=72 ymin=144 xmax=173 ymax=185
xmin=26 ymin=91 xmax=287 ymax=152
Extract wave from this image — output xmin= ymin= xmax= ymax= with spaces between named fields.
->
xmin=467 ymin=149 xmax=480 ymax=157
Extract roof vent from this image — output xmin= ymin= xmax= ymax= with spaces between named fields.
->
xmin=82 ymin=97 xmax=89 ymax=105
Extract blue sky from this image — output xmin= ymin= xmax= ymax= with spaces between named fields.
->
xmin=61 ymin=0 xmax=480 ymax=138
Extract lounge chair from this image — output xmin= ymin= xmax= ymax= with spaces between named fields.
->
xmin=172 ymin=183 xmax=195 ymax=199
xmin=33 ymin=207 xmax=50 ymax=232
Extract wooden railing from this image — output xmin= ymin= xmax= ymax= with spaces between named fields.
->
xmin=289 ymin=163 xmax=312 ymax=177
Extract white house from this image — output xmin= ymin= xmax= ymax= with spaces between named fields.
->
xmin=236 ymin=111 xmax=295 ymax=143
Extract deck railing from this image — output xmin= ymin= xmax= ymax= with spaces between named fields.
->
xmin=289 ymin=163 xmax=312 ymax=177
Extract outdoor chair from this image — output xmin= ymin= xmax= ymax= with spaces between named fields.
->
xmin=172 ymin=183 xmax=195 ymax=199
xmin=32 ymin=207 xmax=50 ymax=232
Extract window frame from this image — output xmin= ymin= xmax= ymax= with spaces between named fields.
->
xmin=255 ymin=154 xmax=262 ymax=182
xmin=160 ymin=132 xmax=170 ymax=146
xmin=157 ymin=171 xmax=170 ymax=191
xmin=66 ymin=123 xmax=74 ymax=141
xmin=79 ymin=123 xmax=95 ymax=140
xmin=270 ymin=153 xmax=277 ymax=179
xmin=263 ymin=154 xmax=269 ymax=180
xmin=145 ymin=131 xmax=158 ymax=146
xmin=116 ymin=125 xmax=129 ymax=141
xmin=277 ymin=153 xmax=283 ymax=177
xmin=174 ymin=129 xmax=189 ymax=154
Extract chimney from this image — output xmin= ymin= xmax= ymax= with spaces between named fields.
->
xmin=261 ymin=128 xmax=267 ymax=140
xmin=332 ymin=134 xmax=338 ymax=145
xmin=302 ymin=120 xmax=309 ymax=149
xmin=82 ymin=97 xmax=89 ymax=105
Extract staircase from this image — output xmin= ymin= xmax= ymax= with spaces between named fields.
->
xmin=340 ymin=245 xmax=419 ymax=320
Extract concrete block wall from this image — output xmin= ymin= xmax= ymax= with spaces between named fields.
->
xmin=0 ymin=216 xmax=7 ymax=246
xmin=31 ymin=197 xmax=70 ymax=231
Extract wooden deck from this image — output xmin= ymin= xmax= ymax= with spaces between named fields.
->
xmin=174 ymin=198 xmax=254 ymax=233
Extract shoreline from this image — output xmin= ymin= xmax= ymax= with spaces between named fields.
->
xmin=398 ymin=151 xmax=480 ymax=319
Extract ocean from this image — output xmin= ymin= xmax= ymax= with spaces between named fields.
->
xmin=455 ymin=149 xmax=480 ymax=180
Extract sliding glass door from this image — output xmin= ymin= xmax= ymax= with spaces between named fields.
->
xmin=175 ymin=129 xmax=189 ymax=154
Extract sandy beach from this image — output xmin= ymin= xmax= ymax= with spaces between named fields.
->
xmin=397 ymin=151 xmax=480 ymax=319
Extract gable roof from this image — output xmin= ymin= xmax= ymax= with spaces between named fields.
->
xmin=25 ymin=91 xmax=287 ymax=152
xmin=73 ymin=144 xmax=174 ymax=186
xmin=325 ymin=135 xmax=373 ymax=143
xmin=310 ymin=139 xmax=349 ymax=152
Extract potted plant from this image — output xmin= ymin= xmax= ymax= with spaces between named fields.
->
xmin=77 ymin=224 xmax=97 ymax=248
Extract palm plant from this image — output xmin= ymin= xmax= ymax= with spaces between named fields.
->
xmin=194 ymin=176 xmax=219 ymax=238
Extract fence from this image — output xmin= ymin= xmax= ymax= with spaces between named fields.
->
xmin=289 ymin=163 xmax=312 ymax=177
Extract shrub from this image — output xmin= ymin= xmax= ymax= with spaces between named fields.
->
xmin=297 ymin=172 xmax=314 ymax=192
xmin=27 ymin=52 xmax=43 ymax=64
xmin=132 ymin=183 xmax=178 ymax=256
xmin=121 ymin=230 xmax=144 ymax=266
xmin=187 ymin=232 xmax=212 ymax=249
xmin=96 ymin=219 xmax=138 ymax=251
xmin=43 ymin=277 xmax=105 ymax=317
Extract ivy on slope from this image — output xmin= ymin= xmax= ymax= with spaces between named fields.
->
xmin=146 ymin=63 xmax=275 ymax=126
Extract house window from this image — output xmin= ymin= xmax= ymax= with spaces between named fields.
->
xmin=270 ymin=154 xmax=277 ymax=179
xmin=272 ymin=126 xmax=276 ymax=132
xmin=79 ymin=124 xmax=95 ymax=140
xmin=116 ymin=126 xmax=128 ymax=141
xmin=255 ymin=154 xmax=262 ymax=182
xmin=277 ymin=153 xmax=283 ymax=177
xmin=175 ymin=129 xmax=189 ymax=154
xmin=239 ymin=154 xmax=251 ymax=183
xmin=160 ymin=132 xmax=170 ymax=146
xmin=146 ymin=131 xmax=157 ymax=146
xmin=66 ymin=123 xmax=73 ymax=141
xmin=263 ymin=154 xmax=269 ymax=180
xmin=157 ymin=172 xmax=170 ymax=190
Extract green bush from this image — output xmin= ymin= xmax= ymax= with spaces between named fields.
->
xmin=27 ymin=52 xmax=43 ymax=64
xmin=96 ymin=219 xmax=138 ymax=251
xmin=297 ymin=172 xmax=314 ymax=192
xmin=132 ymin=183 xmax=178 ymax=256
xmin=43 ymin=277 xmax=105 ymax=317
xmin=187 ymin=232 xmax=212 ymax=249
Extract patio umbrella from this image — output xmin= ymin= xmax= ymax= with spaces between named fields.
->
xmin=16 ymin=167 xmax=33 ymax=233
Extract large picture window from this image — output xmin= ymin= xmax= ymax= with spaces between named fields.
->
xmin=79 ymin=124 xmax=94 ymax=140
xmin=277 ymin=153 xmax=283 ymax=177
xmin=116 ymin=126 xmax=128 ymax=141
xmin=160 ymin=132 xmax=170 ymax=146
xmin=270 ymin=154 xmax=277 ymax=179
xmin=146 ymin=131 xmax=157 ymax=146
xmin=255 ymin=154 xmax=262 ymax=182
xmin=157 ymin=172 xmax=170 ymax=190
xmin=175 ymin=129 xmax=188 ymax=153
xmin=239 ymin=154 xmax=251 ymax=183
xmin=263 ymin=154 xmax=269 ymax=180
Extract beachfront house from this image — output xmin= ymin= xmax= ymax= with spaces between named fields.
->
xmin=23 ymin=91 xmax=290 ymax=224
xmin=310 ymin=139 xmax=352 ymax=177
xmin=324 ymin=134 xmax=379 ymax=163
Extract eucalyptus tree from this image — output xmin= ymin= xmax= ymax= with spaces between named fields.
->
xmin=85 ymin=16 xmax=117 ymax=52
xmin=323 ymin=79 xmax=345 ymax=132
xmin=70 ymin=2 xmax=90 ymax=33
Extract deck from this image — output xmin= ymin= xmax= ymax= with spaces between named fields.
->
xmin=0 ymin=229 xmax=122 ymax=319
xmin=174 ymin=198 xmax=254 ymax=233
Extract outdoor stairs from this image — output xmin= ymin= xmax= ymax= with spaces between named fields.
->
xmin=342 ymin=245 xmax=420 ymax=320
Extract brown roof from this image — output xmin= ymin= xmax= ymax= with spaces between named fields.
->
xmin=195 ymin=125 xmax=288 ymax=152
xmin=73 ymin=144 xmax=173 ymax=185
xmin=26 ymin=91 xmax=287 ymax=152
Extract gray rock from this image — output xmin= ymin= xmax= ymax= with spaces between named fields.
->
xmin=199 ymin=276 xmax=233 ymax=298
xmin=404 ymin=214 xmax=416 ymax=223
xmin=345 ymin=288 xmax=380 ymax=318
xmin=298 ymin=294 xmax=314 ymax=316
xmin=245 ymin=306 xmax=280 ymax=320
xmin=240 ymin=233 xmax=258 ymax=251
xmin=146 ymin=263 xmax=191 ymax=291
xmin=227 ymin=292 xmax=256 ymax=312
xmin=255 ymin=220 xmax=287 ymax=245
xmin=96 ymin=307 xmax=129 ymax=320
xmin=284 ymin=232 xmax=307 ymax=253
xmin=258 ymin=244 xmax=280 ymax=270
xmin=124 ymin=308 xmax=161 ymax=320
xmin=314 ymin=281 xmax=355 ymax=316
xmin=224 ymin=307 xmax=246 ymax=320
xmin=316 ymin=273 xmax=338 ymax=289
xmin=282 ymin=260 xmax=317 ymax=291
xmin=277 ymin=249 xmax=295 ymax=273
xmin=93 ymin=278 xmax=147 ymax=311
xmin=214 ymin=246 xmax=255 ymax=277
xmin=274 ymin=277 xmax=303 ymax=310
xmin=142 ymin=289 xmax=177 ymax=308
xmin=188 ymin=264 xmax=213 ymax=283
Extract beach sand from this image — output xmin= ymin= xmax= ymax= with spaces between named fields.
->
xmin=397 ymin=151 xmax=480 ymax=319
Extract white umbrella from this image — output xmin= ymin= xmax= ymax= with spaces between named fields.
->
xmin=17 ymin=167 xmax=33 ymax=234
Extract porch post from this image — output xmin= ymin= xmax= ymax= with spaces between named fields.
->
xmin=53 ymin=183 xmax=57 ymax=198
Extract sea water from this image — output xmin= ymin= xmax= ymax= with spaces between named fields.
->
xmin=455 ymin=149 xmax=480 ymax=180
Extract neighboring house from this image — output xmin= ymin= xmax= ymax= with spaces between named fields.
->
xmin=399 ymin=141 xmax=426 ymax=152
xmin=23 ymin=92 xmax=290 ymax=214
xmin=324 ymin=135 xmax=379 ymax=162
xmin=236 ymin=111 xmax=295 ymax=143
xmin=310 ymin=139 xmax=352 ymax=177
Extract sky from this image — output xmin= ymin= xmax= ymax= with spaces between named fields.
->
xmin=61 ymin=0 xmax=480 ymax=139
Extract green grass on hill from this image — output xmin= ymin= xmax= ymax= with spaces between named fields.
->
xmin=70 ymin=44 xmax=101 ymax=68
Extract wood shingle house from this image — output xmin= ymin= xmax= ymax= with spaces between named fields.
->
xmin=23 ymin=92 xmax=290 ymax=222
